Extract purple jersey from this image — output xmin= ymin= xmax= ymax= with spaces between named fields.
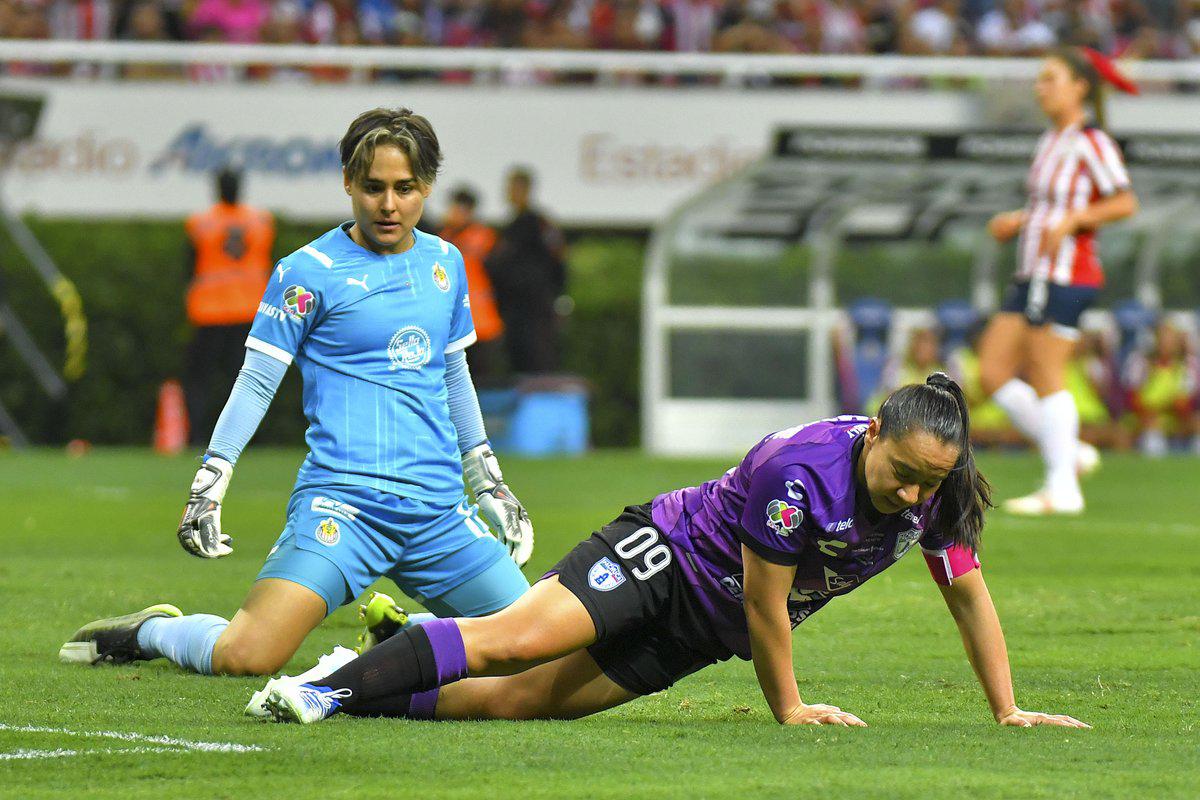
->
xmin=651 ymin=416 xmax=963 ymax=660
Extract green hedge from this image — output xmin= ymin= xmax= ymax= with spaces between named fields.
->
xmin=0 ymin=219 xmax=646 ymax=447
xmin=5 ymin=218 xmax=1193 ymax=449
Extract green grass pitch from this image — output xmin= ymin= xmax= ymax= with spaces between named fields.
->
xmin=0 ymin=448 xmax=1196 ymax=799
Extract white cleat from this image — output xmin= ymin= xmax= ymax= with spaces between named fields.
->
xmin=1076 ymin=441 xmax=1101 ymax=476
xmin=265 ymin=682 xmax=353 ymax=724
xmin=1002 ymin=490 xmax=1084 ymax=517
xmin=244 ymin=646 xmax=358 ymax=719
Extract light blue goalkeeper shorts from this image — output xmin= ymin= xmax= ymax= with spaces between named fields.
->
xmin=257 ymin=484 xmax=529 ymax=617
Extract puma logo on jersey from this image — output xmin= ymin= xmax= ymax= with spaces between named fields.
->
xmin=347 ymin=275 xmax=369 ymax=292
xmin=275 ymin=264 xmax=291 ymax=283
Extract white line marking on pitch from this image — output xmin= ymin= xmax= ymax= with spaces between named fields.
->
xmin=0 ymin=746 xmax=179 ymax=761
xmin=0 ymin=723 xmax=268 ymax=755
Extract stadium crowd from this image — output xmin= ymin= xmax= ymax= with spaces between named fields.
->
xmin=0 ymin=0 xmax=1198 ymax=59
xmin=853 ymin=315 xmax=1200 ymax=456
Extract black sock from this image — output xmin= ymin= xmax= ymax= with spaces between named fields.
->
xmin=315 ymin=625 xmax=440 ymax=711
xmin=341 ymin=694 xmax=413 ymax=718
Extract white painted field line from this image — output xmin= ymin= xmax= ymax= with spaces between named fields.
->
xmin=0 ymin=723 xmax=268 ymax=753
xmin=0 ymin=746 xmax=178 ymax=761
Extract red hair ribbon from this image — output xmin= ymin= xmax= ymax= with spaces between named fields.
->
xmin=1081 ymin=47 xmax=1140 ymax=95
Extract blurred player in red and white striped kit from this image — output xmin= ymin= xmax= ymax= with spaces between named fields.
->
xmin=978 ymin=47 xmax=1140 ymax=516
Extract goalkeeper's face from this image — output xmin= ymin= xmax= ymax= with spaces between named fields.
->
xmin=345 ymin=144 xmax=431 ymax=255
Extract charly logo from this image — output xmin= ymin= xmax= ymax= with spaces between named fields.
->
xmin=283 ymin=284 xmax=315 ymax=319
xmin=387 ymin=326 xmax=431 ymax=371
xmin=315 ymin=517 xmax=340 ymax=546
xmin=432 ymin=262 xmax=450 ymax=292
xmin=588 ymin=557 xmax=626 ymax=591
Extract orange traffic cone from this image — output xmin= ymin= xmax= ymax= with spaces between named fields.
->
xmin=154 ymin=379 xmax=189 ymax=455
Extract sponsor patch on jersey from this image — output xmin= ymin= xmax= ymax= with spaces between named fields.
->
xmin=766 ymin=499 xmax=803 ymax=536
xmin=310 ymin=496 xmax=361 ymax=522
xmin=893 ymin=528 xmax=922 ymax=560
xmin=283 ymin=284 xmax=315 ymax=319
xmin=823 ymin=565 xmax=858 ymax=592
xmin=315 ymin=517 xmax=340 ymax=547
xmin=588 ymin=557 xmax=625 ymax=592
xmin=432 ymin=262 xmax=450 ymax=292
xmin=387 ymin=325 xmax=432 ymax=371
xmin=256 ymin=302 xmax=288 ymax=323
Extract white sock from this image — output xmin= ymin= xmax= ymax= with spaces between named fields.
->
xmin=992 ymin=378 xmax=1043 ymax=442
xmin=1039 ymin=390 xmax=1081 ymax=501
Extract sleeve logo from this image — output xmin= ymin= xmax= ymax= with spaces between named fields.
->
xmin=283 ymin=284 xmax=316 ymax=319
xmin=587 ymin=557 xmax=626 ymax=592
xmin=766 ymin=499 xmax=804 ymax=536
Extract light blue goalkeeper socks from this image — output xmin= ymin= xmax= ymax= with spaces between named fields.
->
xmin=137 ymin=614 xmax=228 ymax=675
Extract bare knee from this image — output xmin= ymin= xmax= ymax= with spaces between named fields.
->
xmin=979 ymin=363 xmax=1013 ymax=398
xmin=978 ymin=315 xmax=1027 ymax=396
xmin=978 ymin=337 xmax=1019 ymax=396
xmin=490 ymin=630 xmax=550 ymax=671
xmin=466 ymin=625 xmax=554 ymax=675
xmin=211 ymin=634 xmax=290 ymax=676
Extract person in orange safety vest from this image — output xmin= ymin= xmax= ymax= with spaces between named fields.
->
xmin=439 ymin=186 xmax=506 ymax=385
xmin=183 ymin=167 xmax=275 ymax=445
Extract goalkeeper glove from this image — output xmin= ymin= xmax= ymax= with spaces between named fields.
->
xmin=463 ymin=443 xmax=534 ymax=568
xmin=177 ymin=454 xmax=234 ymax=559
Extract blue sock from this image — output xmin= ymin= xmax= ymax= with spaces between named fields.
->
xmin=137 ymin=614 xmax=228 ymax=675
xmin=403 ymin=612 xmax=436 ymax=629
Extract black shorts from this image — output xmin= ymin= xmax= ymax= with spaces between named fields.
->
xmin=1000 ymin=280 xmax=1098 ymax=332
xmin=547 ymin=504 xmax=731 ymax=696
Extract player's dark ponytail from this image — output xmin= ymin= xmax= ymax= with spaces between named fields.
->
xmin=877 ymin=373 xmax=993 ymax=551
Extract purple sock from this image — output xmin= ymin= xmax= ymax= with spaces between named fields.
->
xmin=421 ymin=618 xmax=469 ymax=684
xmin=408 ymin=688 xmax=440 ymax=719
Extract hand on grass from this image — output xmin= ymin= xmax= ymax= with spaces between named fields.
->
xmin=996 ymin=706 xmax=1090 ymax=729
xmin=781 ymin=703 xmax=867 ymax=727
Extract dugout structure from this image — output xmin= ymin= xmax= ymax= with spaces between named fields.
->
xmin=642 ymin=125 xmax=1200 ymax=456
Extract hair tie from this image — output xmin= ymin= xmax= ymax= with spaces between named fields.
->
xmin=1081 ymin=48 xmax=1140 ymax=95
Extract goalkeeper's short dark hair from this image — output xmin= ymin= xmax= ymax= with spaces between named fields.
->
xmin=340 ymin=108 xmax=442 ymax=188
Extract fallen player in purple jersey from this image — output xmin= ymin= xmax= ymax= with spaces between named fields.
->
xmin=257 ymin=373 xmax=1089 ymax=729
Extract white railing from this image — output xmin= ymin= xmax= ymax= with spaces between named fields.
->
xmin=1 ymin=40 xmax=1199 ymax=83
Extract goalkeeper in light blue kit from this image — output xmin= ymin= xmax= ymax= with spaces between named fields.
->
xmin=60 ymin=109 xmax=534 ymax=696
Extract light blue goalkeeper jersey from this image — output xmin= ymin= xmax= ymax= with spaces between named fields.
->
xmin=246 ymin=223 xmax=477 ymax=504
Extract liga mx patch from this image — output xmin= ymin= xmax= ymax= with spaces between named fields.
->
xmin=315 ymin=517 xmax=340 ymax=547
xmin=588 ymin=557 xmax=625 ymax=592
xmin=283 ymin=284 xmax=315 ymax=319
xmin=766 ymin=499 xmax=803 ymax=536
